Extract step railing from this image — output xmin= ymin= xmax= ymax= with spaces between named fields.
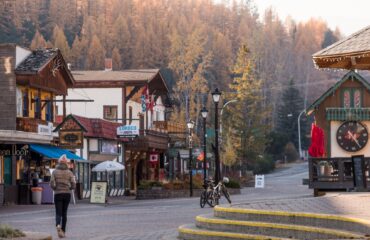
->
xmin=308 ymin=157 xmax=370 ymax=189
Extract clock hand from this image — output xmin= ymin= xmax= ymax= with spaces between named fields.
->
xmin=347 ymin=131 xmax=361 ymax=148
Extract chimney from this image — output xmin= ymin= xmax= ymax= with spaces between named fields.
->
xmin=105 ymin=58 xmax=112 ymax=71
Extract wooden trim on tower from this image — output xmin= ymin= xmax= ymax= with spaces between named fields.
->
xmin=122 ymin=86 xmax=126 ymax=125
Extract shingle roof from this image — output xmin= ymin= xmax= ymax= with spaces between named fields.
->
xmin=72 ymin=69 xmax=160 ymax=81
xmin=56 ymin=115 xmax=123 ymax=141
xmin=313 ymin=26 xmax=370 ymax=70
xmin=15 ymin=49 xmax=58 ymax=73
xmin=314 ymin=26 xmax=370 ymax=57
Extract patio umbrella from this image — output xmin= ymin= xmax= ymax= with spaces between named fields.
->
xmin=92 ymin=161 xmax=124 ymax=172
xmin=308 ymin=123 xmax=325 ymax=157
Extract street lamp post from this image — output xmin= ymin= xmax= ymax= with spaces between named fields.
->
xmin=187 ymin=120 xmax=194 ymax=197
xmin=298 ymin=110 xmax=306 ymax=160
xmin=212 ymin=88 xmax=221 ymax=183
xmin=220 ymin=99 xmax=238 ymax=142
xmin=201 ymin=107 xmax=208 ymax=187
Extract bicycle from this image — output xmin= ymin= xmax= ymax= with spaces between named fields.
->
xmin=207 ymin=177 xmax=231 ymax=207
xmin=200 ymin=179 xmax=215 ymax=208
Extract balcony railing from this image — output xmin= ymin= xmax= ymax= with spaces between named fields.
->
xmin=326 ymin=107 xmax=370 ymax=121
xmin=308 ymin=157 xmax=370 ymax=190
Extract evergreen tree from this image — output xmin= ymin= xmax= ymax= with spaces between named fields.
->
xmin=276 ymin=79 xmax=306 ymax=149
xmin=228 ymin=45 xmax=271 ymax=170
xmin=30 ymin=30 xmax=47 ymax=49
xmin=86 ymin=35 xmax=105 ymax=70
xmin=112 ymin=47 xmax=122 ymax=70
xmin=51 ymin=25 xmax=71 ymax=61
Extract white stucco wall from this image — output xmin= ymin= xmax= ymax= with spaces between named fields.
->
xmin=15 ymin=46 xmax=31 ymax=67
xmin=330 ymin=121 xmax=370 ymax=157
xmin=56 ymin=88 xmax=123 ymax=119
xmin=56 ymin=88 xmax=166 ymax=130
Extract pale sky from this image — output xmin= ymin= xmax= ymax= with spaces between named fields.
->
xmin=254 ymin=0 xmax=370 ymax=36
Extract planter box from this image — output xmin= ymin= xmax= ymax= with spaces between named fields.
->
xmin=136 ymin=188 xmax=241 ymax=200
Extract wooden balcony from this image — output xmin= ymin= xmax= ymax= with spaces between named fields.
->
xmin=124 ymin=129 xmax=169 ymax=151
xmin=16 ymin=117 xmax=49 ymax=133
xmin=308 ymin=157 xmax=370 ymax=190
xmin=153 ymin=121 xmax=186 ymax=141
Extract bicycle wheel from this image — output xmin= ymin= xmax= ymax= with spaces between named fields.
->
xmin=200 ymin=191 xmax=206 ymax=208
xmin=222 ymin=188 xmax=231 ymax=204
xmin=206 ymin=191 xmax=216 ymax=207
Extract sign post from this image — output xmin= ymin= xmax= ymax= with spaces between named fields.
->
xmin=351 ymin=155 xmax=367 ymax=191
xmin=255 ymin=175 xmax=265 ymax=188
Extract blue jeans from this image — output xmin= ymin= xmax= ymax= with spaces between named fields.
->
xmin=54 ymin=193 xmax=71 ymax=232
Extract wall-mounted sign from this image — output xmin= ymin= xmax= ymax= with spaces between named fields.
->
xmin=38 ymin=122 xmax=53 ymax=136
xmin=117 ymin=125 xmax=139 ymax=138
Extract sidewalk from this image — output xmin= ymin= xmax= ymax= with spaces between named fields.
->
xmin=0 ymin=195 xmax=137 ymax=215
xmin=233 ymin=192 xmax=370 ymax=221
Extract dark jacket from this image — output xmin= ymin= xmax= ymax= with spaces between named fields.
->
xmin=50 ymin=163 xmax=76 ymax=195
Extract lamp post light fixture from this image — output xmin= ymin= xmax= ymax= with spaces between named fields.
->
xmin=187 ymin=120 xmax=194 ymax=197
xmin=212 ymin=88 xmax=221 ymax=183
xmin=200 ymin=107 xmax=208 ymax=187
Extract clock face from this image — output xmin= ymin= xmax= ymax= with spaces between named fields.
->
xmin=336 ymin=121 xmax=368 ymax=152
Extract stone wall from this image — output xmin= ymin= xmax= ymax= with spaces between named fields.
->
xmin=136 ymin=188 xmax=241 ymax=200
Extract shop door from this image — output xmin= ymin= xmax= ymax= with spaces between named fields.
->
xmin=4 ymin=156 xmax=12 ymax=185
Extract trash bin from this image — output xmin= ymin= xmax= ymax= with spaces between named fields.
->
xmin=31 ymin=187 xmax=43 ymax=205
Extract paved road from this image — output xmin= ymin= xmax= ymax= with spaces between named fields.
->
xmin=0 ymin=162 xmax=312 ymax=240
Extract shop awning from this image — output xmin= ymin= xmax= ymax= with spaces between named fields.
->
xmin=29 ymin=144 xmax=86 ymax=161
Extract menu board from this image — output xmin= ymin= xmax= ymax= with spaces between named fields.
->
xmin=351 ymin=155 xmax=367 ymax=189
xmin=90 ymin=181 xmax=107 ymax=204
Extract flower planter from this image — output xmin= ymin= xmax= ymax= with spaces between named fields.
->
xmin=136 ymin=188 xmax=241 ymax=200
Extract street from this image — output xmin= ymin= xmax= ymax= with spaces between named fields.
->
xmin=0 ymin=162 xmax=311 ymax=240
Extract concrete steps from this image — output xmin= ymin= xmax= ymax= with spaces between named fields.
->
xmin=214 ymin=206 xmax=370 ymax=235
xmin=178 ymin=205 xmax=370 ymax=240
xmin=178 ymin=224 xmax=293 ymax=240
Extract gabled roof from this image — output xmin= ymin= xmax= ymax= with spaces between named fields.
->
xmin=313 ymin=26 xmax=370 ymax=70
xmin=15 ymin=49 xmax=58 ymax=73
xmin=72 ymin=69 xmax=169 ymax=95
xmin=53 ymin=114 xmax=87 ymax=132
xmin=55 ymin=115 xmax=123 ymax=141
xmin=306 ymin=71 xmax=370 ymax=114
xmin=73 ymin=69 xmax=160 ymax=81
xmin=15 ymin=48 xmax=75 ymax=89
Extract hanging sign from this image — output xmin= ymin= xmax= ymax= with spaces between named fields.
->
xmin=54 ymin=115 xmax=87 ymax=149
xmin=117 ymin=125 xmax=139 ymax=138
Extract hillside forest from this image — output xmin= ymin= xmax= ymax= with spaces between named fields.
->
xmin=0 ymin=0 xmax=345 ymax=173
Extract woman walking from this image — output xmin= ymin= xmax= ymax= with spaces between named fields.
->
xmin=50 ymin=154 xmax=76 ymax=238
